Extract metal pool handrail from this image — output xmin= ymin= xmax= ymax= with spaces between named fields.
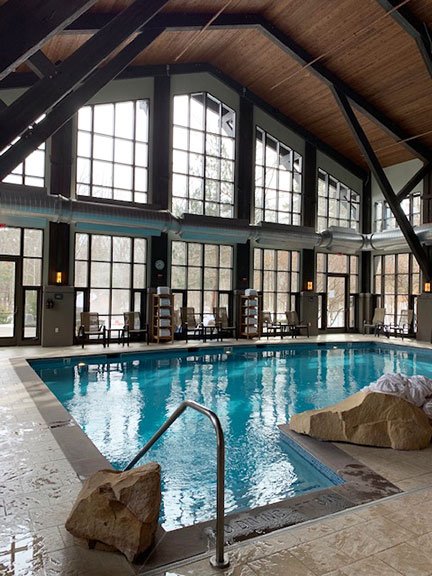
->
xmin=124 ymin=399 xmax=229 ymax=569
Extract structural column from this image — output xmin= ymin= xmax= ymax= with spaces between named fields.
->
xmin=359 ymin=174 xmax=373 ymax=330
xmin=300 ymin=141 xmax=318 ymax=335
xmin=235 ymin=96 xmax=254 ymax=291
xmin=149 ymin=74 xmax=170 ymax=289
xmin=417 ymin=170 xmax=432 ymax=341
xmin=41 ymin=123 xmax=75 ymax=346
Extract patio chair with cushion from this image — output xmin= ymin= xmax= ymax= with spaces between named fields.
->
xmin=261 ymin=311 xmax=281 ymax=338
xmin=78 ymin=312 xmax=106 ymax=348
xmin=123 ymin=311 xmax=149 ymax=346
xmin=285 ymin=310 xmax=310 ymax=338
xmin=180 ymin=307 xmax=203 ymax=342
xmin=363 ymin=307 xmax=386 ymax=335
xmin=213 ymin=307 xmax=237 ymax=340
xmin=387 ymin=309 xmax=414 ymax=339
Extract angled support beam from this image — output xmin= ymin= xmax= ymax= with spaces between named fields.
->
xmin=375 ymin=0 xmax=432 ymax=78
xmin=0 ymin=0 xmax=170 ymax=152
xmin=66 ymin=12 xmax=432 ymax=161
xmin=0 ymin=30 xmax=164 ymax=183
xmin=0 ymin=0 xmax=98 ymax=82
xmin=397 ymin=161 xmax=432 ymax=201
xmin=332 ymin=86 xmax=432 ymax=281
xmin=27 ymin=51 xmax=56 ymax=79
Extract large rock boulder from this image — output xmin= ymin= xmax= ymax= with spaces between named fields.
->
xmin=65 ymin=462 xmax=161 ymax=562
xmin=289 ymin=390 xmax=432 ymax=450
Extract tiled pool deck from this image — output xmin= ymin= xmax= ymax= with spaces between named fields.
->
xmin=2 ymin=335 xmax=432 ymax=576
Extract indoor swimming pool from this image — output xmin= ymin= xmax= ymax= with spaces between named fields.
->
xmin=30 ymin=342 xmax=432 ymax=530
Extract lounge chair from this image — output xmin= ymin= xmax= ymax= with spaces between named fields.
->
xmin=285 ymin=310 xmax=310 ymax=337
xmin=123 ymin=311 xmax=149 ymax=345
xmin=78 ymin=312 xmax=106 ymax=348
xmin=213 ymin=307 xmax=237 ymax=340
xmin=363 ymin=307 xmax=386 ymax=335
xmin=388 ymin=309 xmax=414 ymax=339
xmin=180 ymin=307 xmax=203 ymax=342
xmin=261 ymin=311 xmax=281 ymax=338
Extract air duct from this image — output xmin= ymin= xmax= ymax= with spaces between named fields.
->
xmin=2 ymin=182 xmax=432 ymax=253
xmin=318 ymin=226 xmax=365 ymax=254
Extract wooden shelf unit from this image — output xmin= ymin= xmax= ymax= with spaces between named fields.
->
xmin=151 ymin=293 xmax=174 ymax=343
xmin=239 ymin=293 xmax=260 ymax=339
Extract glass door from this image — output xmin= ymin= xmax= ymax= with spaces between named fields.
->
xmin=326 ymin=275 xmax=347 ymax=330
xmin=0 ymin=259 xmax=17 ymax=344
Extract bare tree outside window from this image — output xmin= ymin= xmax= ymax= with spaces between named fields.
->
xmin=317 ymin=169 xmax=360 ymax=232
xmin=172 ymin=93 xmax=236 ymax=218
xmin=254 ymin=128 xmax=302 ymax=225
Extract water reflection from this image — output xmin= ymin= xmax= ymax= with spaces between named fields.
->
xmin=32 ymin=343 xmax=432 ymax=531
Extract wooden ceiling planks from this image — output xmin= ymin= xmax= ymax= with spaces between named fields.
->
xmin=402 ymin=0 xmax=432 ymax=26
xmin=4 ymin=0 xmax=432 ymax=168
xmin=90 ymin=0 xmax=271 ymax=13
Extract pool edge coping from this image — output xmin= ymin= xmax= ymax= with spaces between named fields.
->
xmin=10 ymin=340 xmax=410 ymax=573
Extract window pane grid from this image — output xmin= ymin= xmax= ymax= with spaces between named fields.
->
xmin=77 ymin=100 xmax=149 ymax=204
xmin=171 ymin=240 xmax=233 ymax=319
xmin=254 ymin=127 xmax=303 ymax=225
xmin=373 ymin=253 xmax=420 ymax=325
xmin=172 ymin=92 xmax=236 ymax=218
xmin=317 ymin=169 xmax=360 ymax=231
xmin=374 ymin=192 xmax=421 ymax=232
xmin=253 ymin=247 xmax=300 ymax=322
xmin=74 ymin=233 xmax=147 ymax=329
xmin=2 ymin=143 xmax=46 ymax=188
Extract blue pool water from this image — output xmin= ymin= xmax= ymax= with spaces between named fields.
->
xmin=30 ymin=342 xmax=432 ymax=530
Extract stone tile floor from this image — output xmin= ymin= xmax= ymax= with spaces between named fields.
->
xmin=1 ymin=335 xmax=432 ymax=576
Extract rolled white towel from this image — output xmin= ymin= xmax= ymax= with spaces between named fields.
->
xmin=368 ymin=373 xmax=410 ymax=400
xmin=406 ymin=375 xmax=432 ymax=407
xmin=422 ymin=398 xmax=432 ymax=419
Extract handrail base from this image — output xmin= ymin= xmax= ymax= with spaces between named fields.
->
xmin=210 ymin=554 xmax=230 ymax=569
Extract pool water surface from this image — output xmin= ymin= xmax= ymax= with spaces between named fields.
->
xmin=30 ymin=342 xmax=432 ymax=530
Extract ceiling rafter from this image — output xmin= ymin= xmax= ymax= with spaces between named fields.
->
xmin=0 ymin=0 xmax=98 ymax=82
xmin=375 ymin=0 xmax=432 ymax=78
xmin=332 ymin=86 xmax=432 ymax=280
xmin=64 ymin=12 xmax=432 ymax=162
xmin=27 ymin=51 xmax=56 ymax=80
xmin=0 ymin=29 xmax=164 ymax=183
xmin=397 ymin=161 xmax=432 ymax=200
xmin=0 ymin=0 xmax=170 ymax=153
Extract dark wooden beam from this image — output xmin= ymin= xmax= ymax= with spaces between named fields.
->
xmin=0 ymin=0 xmax=170 ymax=152
xmin=66 ymin=12 xmax=432 ymax=161
xmin=0 ymin=30 xmax=164 ymax=182
xmin=375 ymin=0 xmax=432 ymax=77
xmin=151 ymin=75 xmax=171 ymax=209
xmin=27 ymin=51 xmax=56 ymax=79
xmin=0 ymin=0 xmax=98 ymax=82
xmin=50 ymin=120 xmax=74 ymax=197
xmin=302 ymin=141 xmax=317 ymax=228
xmin=237 ymin=97 xmax=254 ymax=221
xmin=332 ymin=86 xmax=432 ymax=281
xmin=397 ymin=161 xmax=432 ymax=201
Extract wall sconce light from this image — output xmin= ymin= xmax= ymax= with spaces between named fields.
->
xmin=307 ymin=281 xmax=314 ymax=291
xmin=55 ymin=271 xmax=63 ymax=285
xmin=425 ymin=282 xmax=431 ymax=293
